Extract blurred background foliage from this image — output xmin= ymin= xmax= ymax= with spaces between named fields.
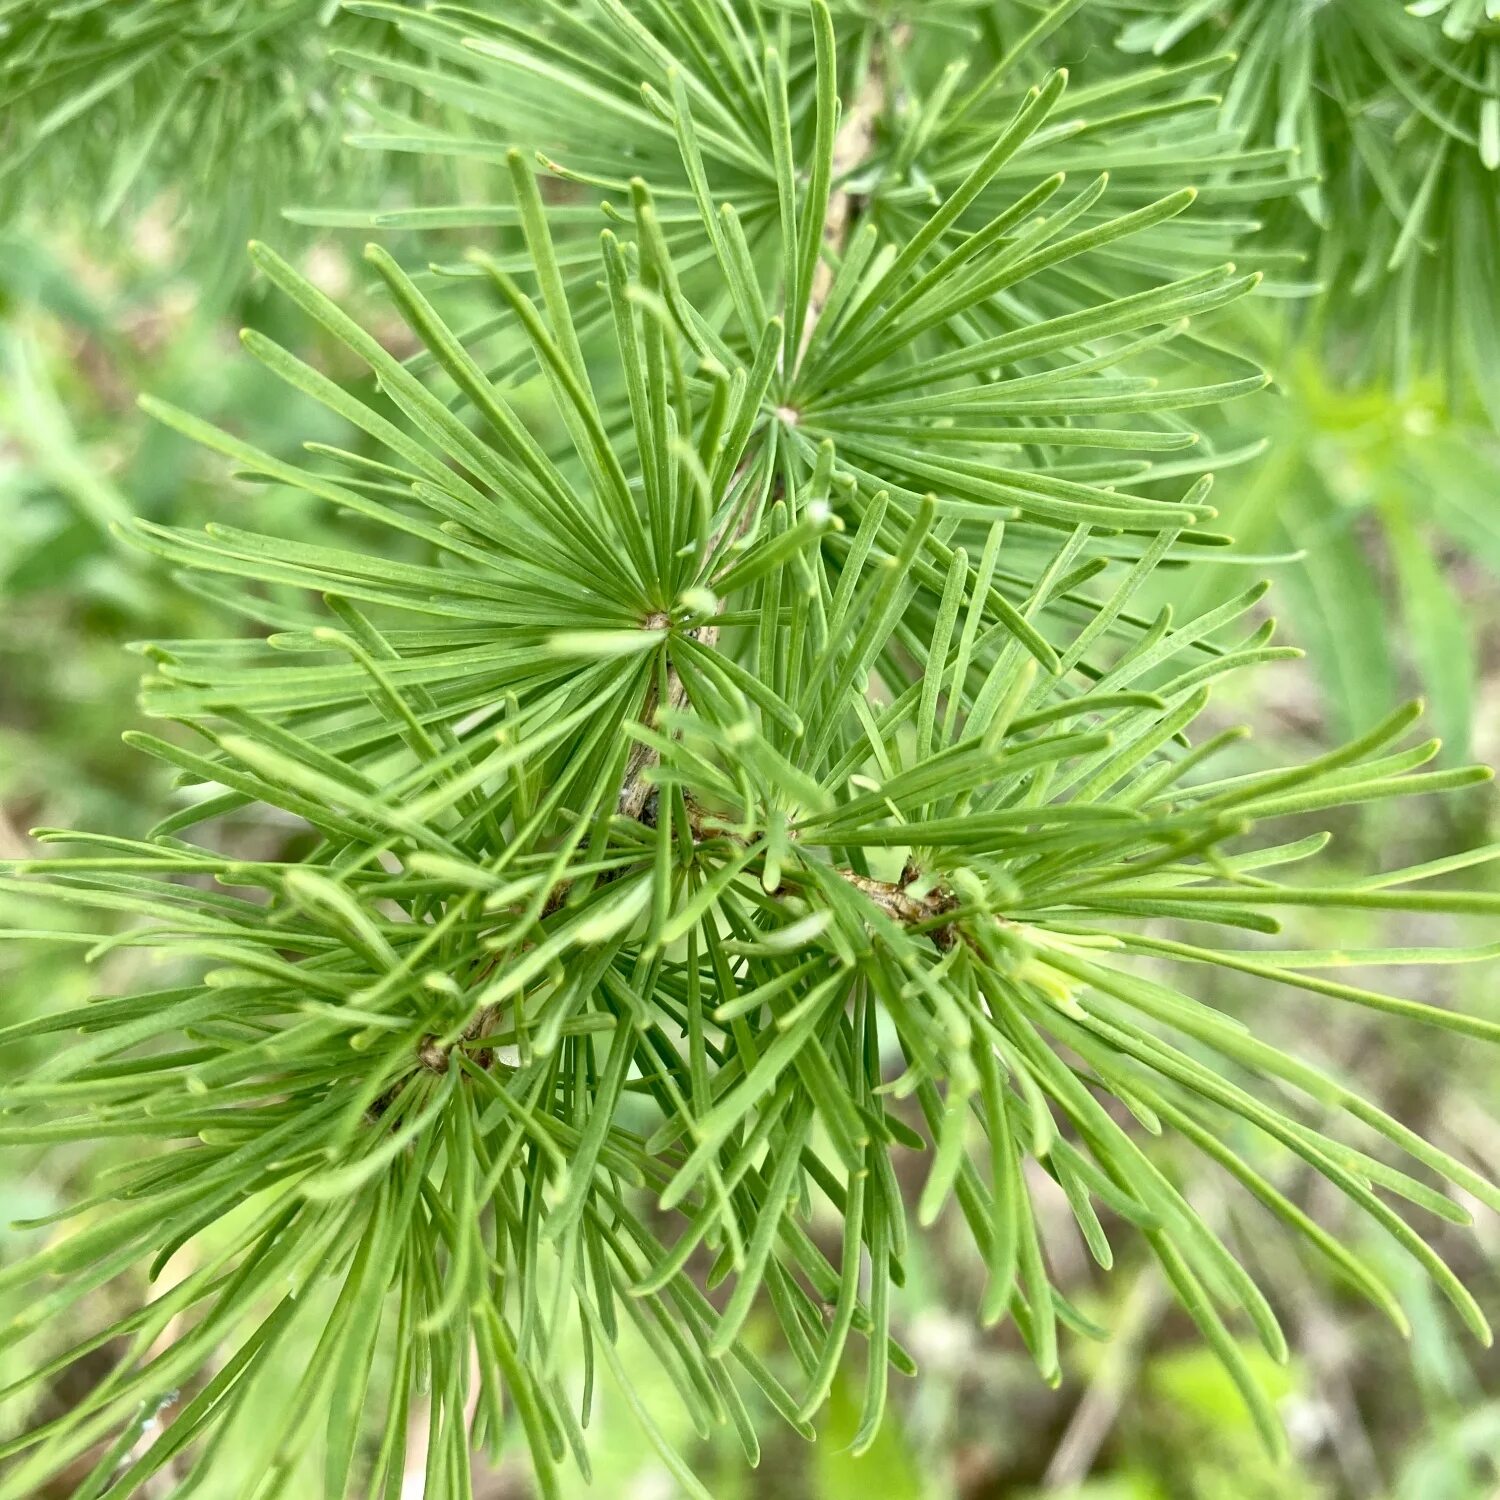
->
xmin=2 ymin=0 xmax=1499 ymax=1496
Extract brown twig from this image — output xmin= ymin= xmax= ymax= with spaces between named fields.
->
xmin=367 ymin=1004 xmax=499 ymax=1121
xmin=837 ymin=868 xmax=960 ymax=942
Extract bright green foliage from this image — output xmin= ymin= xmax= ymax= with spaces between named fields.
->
xmin=1096 ymin=0 xmax=1500 ymax=415
xmin=1160 ymin=354 xmax=1500 ymax=760
xmin=2 ymin=4 xmax=1499 ymax=1498
xmin=0 ymin=0 xmax=421 ymax=260
xmin=312 ymin=0 xmax=1293 ymax=291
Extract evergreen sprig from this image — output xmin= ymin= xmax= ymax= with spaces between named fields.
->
xmin=2 ymin=4 xmax=1499 ymax=1496
xmin=308 ymin=0 xmax=1296 ymax=353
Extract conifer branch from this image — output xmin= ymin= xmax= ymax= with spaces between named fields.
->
xmin=5 ymin=5 xmax=1500 ymax=1494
